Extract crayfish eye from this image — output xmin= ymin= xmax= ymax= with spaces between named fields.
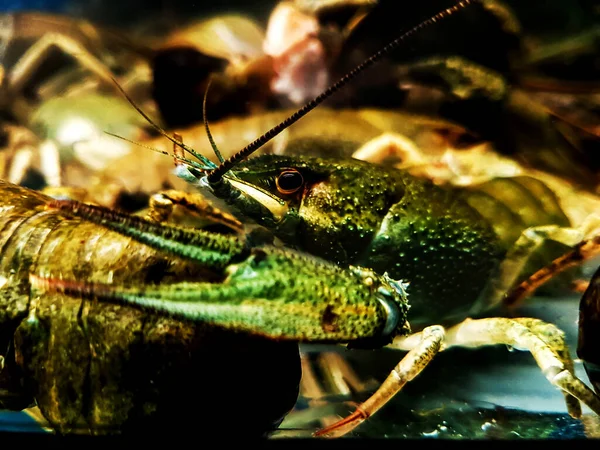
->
xmin=276 ymin=169 xmax=304 ymax=195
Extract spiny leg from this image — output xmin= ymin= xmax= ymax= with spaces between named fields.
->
xmin=395 ymin=318 xmax=593 ymax=417
xmin=439 ymin=317 xmax=599 ymax=417
xmin=315 ymin=317 xmax=600 ymax=438
xmin=504 ymin=234 xmax=600 ymax=308
xmin=473 ymin=222 xmax=598 ymax=312
xmin=7 ymin=32 xmax=115 ymax=98
xmin=314 ymin=325 xmax=444 ymax=438
xmin=517 ymin=318 xmax=581 ymax=416
xmin=144 ymin=189 xmax=243 ymax=233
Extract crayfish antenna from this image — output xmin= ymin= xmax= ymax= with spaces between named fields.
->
xmin=108 ymin=76 xmax=218 ymax=170
xmin=203 ymin=76 xmax=225 ymax=164
xmin=104 ymin=131 xmax=212 ymax=173
xmin=206 ymin=0 xmax=480 ymax=184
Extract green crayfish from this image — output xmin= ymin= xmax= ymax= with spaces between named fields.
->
xmin=159 ymin=0 xmax=600 ymax=437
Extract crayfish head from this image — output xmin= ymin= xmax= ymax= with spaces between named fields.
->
xmin=212 ymin=154 xmax=404 ymax=265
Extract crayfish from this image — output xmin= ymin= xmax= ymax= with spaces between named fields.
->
xmin=2 ymin=0 xmax=600 ymax=439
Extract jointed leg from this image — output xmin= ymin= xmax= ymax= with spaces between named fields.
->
xmin=472 ymin=220 xmax=600 ymax=312
xmin=298 ymin=353 xmax=354 ymax=429
xmin=8 ymin=33 xmax=115 ymax=95
xmin=504 ymin=235 xmax=600 ymax=307
xmin=315 ymin=318 xmax=600 ymax=438
xmin=297 ymin=350 xmax=382 ymax=431
xmin=38 ymin=140 xmax=61 ymax=187
xmin=6 ymin=32 xmax=117 ymax=123
xmin=315 ymin=325 xmax=444 ymax=437
xmin=4 ymin=137 xmax=61 ymax=187
xmin=144 ymin=189 xmax=243 ymax=233
xmin=443 ymin=318 xmax=590 ymax=416
xmin=316 ymin=352 xmax=380 ymax=396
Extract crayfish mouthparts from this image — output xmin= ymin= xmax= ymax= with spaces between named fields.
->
xmin=202 ymin=174 xmax=289 ymax=226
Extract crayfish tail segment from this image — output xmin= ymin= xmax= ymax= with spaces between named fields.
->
xmin=315 ymin=325 xmax=445 ymax=438
xmin=45 ymin=199 xmax=246 ymax=266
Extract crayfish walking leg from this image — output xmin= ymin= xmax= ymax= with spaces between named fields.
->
xmin=315 ymin=318 xmax=600 ymax=438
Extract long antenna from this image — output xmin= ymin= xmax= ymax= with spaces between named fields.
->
xmin=203 ymin=77 xmax=225 ymax=164
xmin=110 ymin=78 xmax=217 ymax=170
xmin=206 ymin=0 xmax=478 ymax=183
